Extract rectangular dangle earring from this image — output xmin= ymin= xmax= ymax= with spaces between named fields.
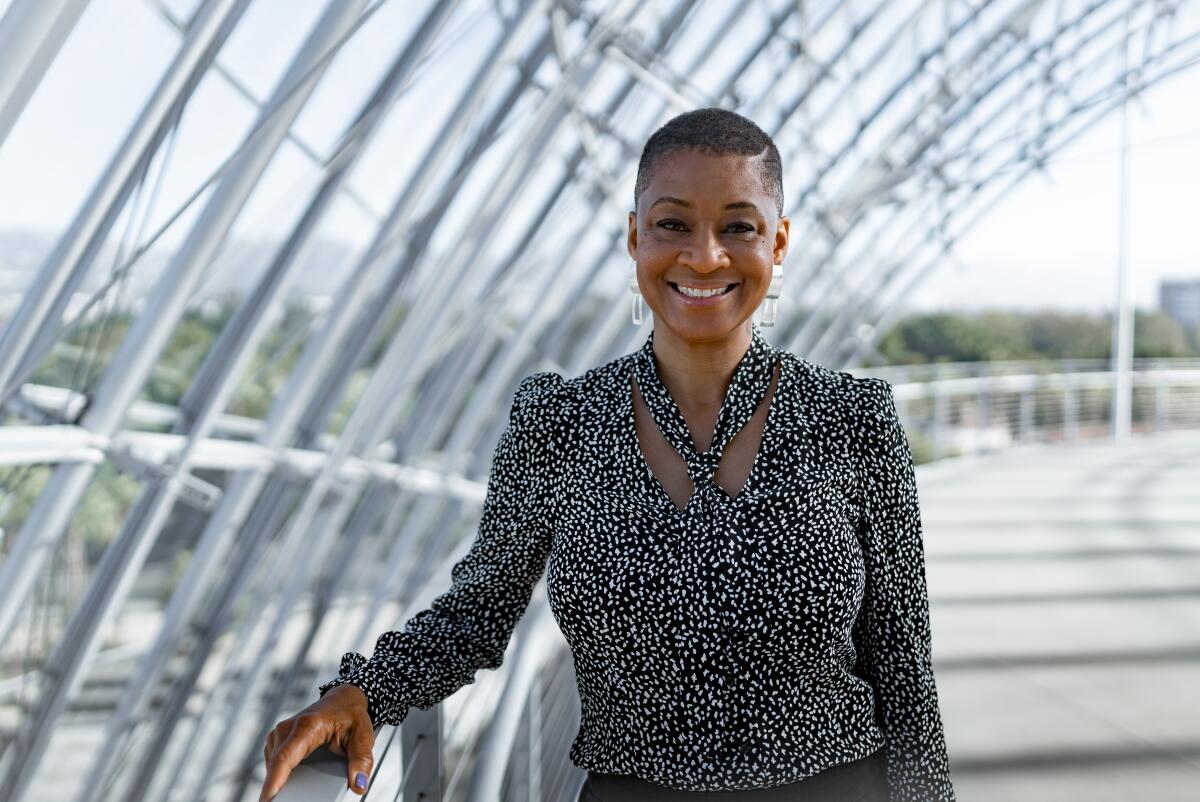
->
xmin=760 ymin=263 xmax=783 ymax=327
xmin=629 ymin=265 xmax=644 ymax=325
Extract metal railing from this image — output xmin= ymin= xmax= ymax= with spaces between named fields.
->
xmin=273 ymin=601 xmax=583 ymax=802
xmin=272 ymin=708 xmax=439 ymax=802
xmin=864 ymin=358 xmax=1200 ymax=463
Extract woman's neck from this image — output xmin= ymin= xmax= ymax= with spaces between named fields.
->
xmin=649 ymin=322 xmax=753 ymax=412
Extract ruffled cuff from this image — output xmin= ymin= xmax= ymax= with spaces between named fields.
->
xmin=317 ymin=651 xmax=409 ymax=728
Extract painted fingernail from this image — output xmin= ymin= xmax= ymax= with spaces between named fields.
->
xmin=355 ymin=772 xmax=368 ymax=790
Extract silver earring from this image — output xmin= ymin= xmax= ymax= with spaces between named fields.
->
xmin=761 ymin=263 xmax=782 ymax=327
xmin=629 ymin=263 xmax=644 ymax=325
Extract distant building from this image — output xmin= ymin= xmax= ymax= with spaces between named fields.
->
xmin=1160 ymin=279 xmax=1200 ymax=328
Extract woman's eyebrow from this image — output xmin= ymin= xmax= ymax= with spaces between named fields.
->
xmin=648 ymin=196 xmax=689 ymax=210
xmin=649 ymin=196 xmax=762 ymax=214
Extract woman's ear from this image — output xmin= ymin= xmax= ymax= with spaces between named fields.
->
xmin=627 ymin=210 xmax=638 ymax=261
xmin=773 ymin=215 xmax=790 ymax=264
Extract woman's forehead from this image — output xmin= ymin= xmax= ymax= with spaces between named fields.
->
xmin=643 ymin=150 xmax=771 ymax=205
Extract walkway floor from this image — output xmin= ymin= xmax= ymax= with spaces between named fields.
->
xmin=919 ymin=429 xmax=1200 ymax=801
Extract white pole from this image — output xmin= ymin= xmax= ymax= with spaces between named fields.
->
xmin=1111 ymin=6 xmax=1135 ymax=443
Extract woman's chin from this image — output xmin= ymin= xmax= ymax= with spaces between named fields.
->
xmin=649 ymin=309 xmax=753 ymax=342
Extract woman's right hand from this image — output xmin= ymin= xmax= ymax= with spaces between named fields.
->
xmin=259 ymin=684 xmax=375 ymax=801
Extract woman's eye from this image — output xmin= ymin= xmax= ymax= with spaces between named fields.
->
xmin=656 ymin=220 xmax=755 ymax=233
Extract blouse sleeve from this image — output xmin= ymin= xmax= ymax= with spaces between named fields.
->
xmin=317 ymin=371 xmax=569 ymax=728
xmin=851 ymin=377 xmax=956 ymax=802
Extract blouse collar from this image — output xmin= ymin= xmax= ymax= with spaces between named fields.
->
xmin=633 ymin=323 xmax=778 ymax=488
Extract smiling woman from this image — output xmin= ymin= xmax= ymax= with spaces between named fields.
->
xmin=627 ymin=111 xmax=788 ymax=352
xmin=265 ymin=108 xmax=956 ymax=802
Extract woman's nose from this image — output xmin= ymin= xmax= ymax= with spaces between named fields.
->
xmin=679 ymin=228 xmax=729 ymax=273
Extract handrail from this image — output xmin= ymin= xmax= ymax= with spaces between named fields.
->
xmin=272 ymin=705 xmax=442 ymax=802
xmin=877 ymin=366 xmax=1200 ymax=462
xmin=270 ymin=740 xmax=372 ymax=802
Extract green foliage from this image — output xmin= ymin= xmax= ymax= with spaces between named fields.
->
xmin=1026 ymin=310 xmax=1110 ymax=358
xmin=876 ymin=308 xmax=1199 ymax=365
xmin=904 ymin=427 xmax=936 ymax=466
xmin=70 ymin=463 xmax=142 ymax=548
xmin=30 ymin=318 xmax=132 ymax=391
xmin=0 ymin=465 xmax=52 ymax=548
xmin=327 ymin=369 xmax=370 ymax=436
xmin=1134 ymin=311 xmax=1191 ymax=357
xmin=0 ymin=462 xmax=140 ymax=556
xmin=145 ymin=315 xmax=219 ymax=405
xmin=227 ymin=299 xmax=317 ymax=419
xmin=27 ymin=293 xmax=241 ymax=410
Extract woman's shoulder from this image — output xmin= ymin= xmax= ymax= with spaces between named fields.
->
xmin=770 ymin=349 xmax=905 ymax=434
xmin=510 ymin=370 xmax=577 ymax=425
xmin=508 ymin=356 xmax=632 ymax=452
xmin=511 ymin=352 xmax=629 ymax=414
xmin=775 ymin=347 xmax=863 ymax=398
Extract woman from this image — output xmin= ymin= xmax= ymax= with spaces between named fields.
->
xmin=259 ymin=108 xmax=956 ymax=802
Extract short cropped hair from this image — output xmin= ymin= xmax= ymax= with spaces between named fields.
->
xmin=634 ymin=107 xmax=784 ymax=216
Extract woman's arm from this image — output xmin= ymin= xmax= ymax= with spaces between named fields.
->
xmin=316 ymin=371 xmax=570 ymax=728
xmin=851 ymin=377 xmax=956 ymax=802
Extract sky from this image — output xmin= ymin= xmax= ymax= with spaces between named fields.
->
xmin=908 ymin=65 xmax=1200 ymax=315
xmin=0 ymin=0 xmax=1197 ymax=318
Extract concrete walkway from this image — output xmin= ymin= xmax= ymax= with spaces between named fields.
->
xmin=920 ymin=430 xmax=1200 ymax=801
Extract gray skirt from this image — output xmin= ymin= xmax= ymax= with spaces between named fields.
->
xmin=576 ymin=747 xmax=888 ymax=802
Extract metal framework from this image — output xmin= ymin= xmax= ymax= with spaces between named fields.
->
xmin=0 ymin=0 xmax=1197 ymax=800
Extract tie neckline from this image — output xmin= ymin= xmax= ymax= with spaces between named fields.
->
xmin=633 ymin=324 xmax=778 ymax=488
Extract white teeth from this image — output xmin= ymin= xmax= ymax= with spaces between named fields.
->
xmin=676 ymin=284 xmax=731 ymax=298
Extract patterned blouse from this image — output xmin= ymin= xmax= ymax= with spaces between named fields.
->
xmin=319 ymin=323 xmax=956 ymax=801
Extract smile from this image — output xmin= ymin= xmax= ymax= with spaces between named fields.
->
xmin=669 ymin=282 xmax=739 ymax=300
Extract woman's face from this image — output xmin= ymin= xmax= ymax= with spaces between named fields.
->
xmin=627 ymin=148 xmax=789 ymax=344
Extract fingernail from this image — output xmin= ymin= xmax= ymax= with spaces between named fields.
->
xmin=355 ymin=772 xmax=368 ymax=790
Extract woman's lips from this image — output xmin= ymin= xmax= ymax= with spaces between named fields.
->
xmin=668 ymin=282 xmax=739 ymax=308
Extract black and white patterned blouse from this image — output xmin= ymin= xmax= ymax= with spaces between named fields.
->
xmin=319 ymin=323 xmax=956 ymax=801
